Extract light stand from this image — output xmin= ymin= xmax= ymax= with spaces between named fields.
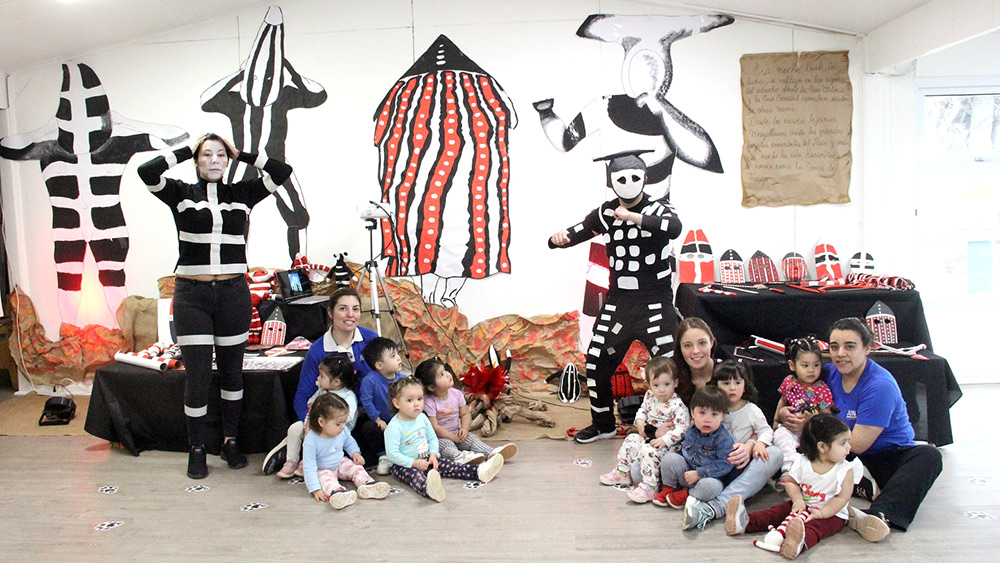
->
xmin=358 ymin=218 xmax=412 ymax=371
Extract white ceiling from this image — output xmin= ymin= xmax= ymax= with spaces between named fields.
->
xmin=0 ymin=0 xmax=933 ymax=74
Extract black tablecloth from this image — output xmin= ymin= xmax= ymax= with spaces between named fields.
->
xmin=676 ymin=283 xmax=934 ymax=349
xmin=722 ymin=345 xmax=961 ymax=447
xmin=85 ymin=359 xmax=301 ymax=456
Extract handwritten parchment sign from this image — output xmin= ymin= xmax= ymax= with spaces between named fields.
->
xmin=741 ymin=51 xmax=852 ymax=207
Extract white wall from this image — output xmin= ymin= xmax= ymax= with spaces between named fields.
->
xmin=1 ymin=0 xmax=875 ymax=343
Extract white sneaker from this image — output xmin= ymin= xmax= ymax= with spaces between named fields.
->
xmin=357 ymin=481 xmax=390 ymax=500
xmin=328 ymin=489 xmax=357 ymax=510
xmin=426 ymin=469 xmax=446 ymax=502
xmin=376 ymin=455 xmax=391 ymax=476
xmin=477 ymin=453 xmax=504 ymax=483
xmin=455 ymin=451 xmax=486 ymax=465
xmin=490 ymin=443 xmax=518 ymax=461
xmin=847 ymin=506 xmax=890 ymax=542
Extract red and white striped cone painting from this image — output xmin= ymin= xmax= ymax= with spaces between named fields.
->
xmin=781 ymin=252 xmax=808 ymax=283
xmin=850 ymin=252 xmax=876 ymax=274
xmin=719 ymin=249 xmax=745 ymax=284
xmin=677 ymin=229 xmax=714 ymax=284
xmin=866 ymin=300 xmax=898 ymax=344
xmin=814 ymin=242 xmax=842 ymax=281
xmin=261 ymin=307 xmax=287 ymax=347
xmin=747 ymin=250 xmax=779 ymax=283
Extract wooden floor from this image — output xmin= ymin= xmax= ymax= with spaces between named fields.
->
xmin=0 ymin=384 xmax=997 ymax=561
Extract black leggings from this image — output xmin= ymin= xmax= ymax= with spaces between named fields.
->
xmin=861 ymin=444 xmax=943 ymax=530
xmin=173 ymin=276 xmax=251 ymax=447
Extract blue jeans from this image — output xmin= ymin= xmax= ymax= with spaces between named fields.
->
xmin=658 ymin=445 xmax=783 ymax=518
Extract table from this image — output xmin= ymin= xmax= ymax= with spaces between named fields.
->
xmin=722 ymin=346 xmax=960 ymax=447
xmin=85 ymin=358 xmax=302 ymax=456
xmin=257 ymin=298 xmax=328 ymax=344
xmin=675 ymin=283 xmax=935 ymax=347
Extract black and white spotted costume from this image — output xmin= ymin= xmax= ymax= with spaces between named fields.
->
xmin=137 ymin=145 xmax=292 ymax=447
xmin=550 ymin=192 xmax=682 ymax=431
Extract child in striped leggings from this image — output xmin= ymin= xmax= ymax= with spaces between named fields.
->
xmin=415 ymin=358 xmax=517 ymax=465
xmin=385 ymin=378 xmax=504 ymax=502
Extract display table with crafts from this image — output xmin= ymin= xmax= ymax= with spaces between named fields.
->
xmin=85 ymin=354 xmax=303 ymax=456
xmin=675 ymin=282 xmax=934 ymax=345
xmin=719 ymin=345 xmax=960 ymax=446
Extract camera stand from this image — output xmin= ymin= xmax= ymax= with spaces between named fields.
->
xmin=357 ymin=218 xmax=412 ymax=371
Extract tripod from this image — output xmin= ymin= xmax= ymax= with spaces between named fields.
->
xmin=358 ymin=218 xmax=412 ymax=371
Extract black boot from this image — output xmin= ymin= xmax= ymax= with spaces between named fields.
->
xmin=187 ymin=445 xmax=207 ymax=479
xmin=220 ymin=438 xmax=248 ymax=470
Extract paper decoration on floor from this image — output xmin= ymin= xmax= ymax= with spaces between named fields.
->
xmin=239 ymin=502 xmax=268 ymax=511
xmin=201 ymin=6 xmax=326 ymax=260
xmin=968 ymin=477 xmax=994 ymax=485
xmin=573 ymin=459 xmax=593 ymax=468
xmin=463 ymin=481 xmax=486 ymax=489
xmin=781 ymin=252 xmax=808 ymax=283
xmin=677 ymin=229 xmax=715 ymax=284
xmin=719 ymin=249 xmax=745 ymax=284
xmin=98 ymin=486 xmax=118 ymax=495
xmin=0 ymin=63 xmax=187 ymax=327
xmin=9 ymin=286 xmax=127 ymax=386
xmin=373 ymin=34 xmax=516 ymax=307
xmin=185 ymin=485 xmax=210 ymax=492
xmin=93 ymin=521 xmax=125 ymax=531
xmin=388 ymin=487 xmax=404 ymax=495
xmin=289 ymin=477 xmax=305 ymax=485
xmin=613 ymin=483 xmax=631 ymax=491
xmin=814 ymin=242 xmax=842 ymax=280
xmin=963 ymin=511 xmax=997 ymax=520
xmin=747 ymin=250 xmax=780 ymax=283
xmin=850 ymin=252 xmax=876 ymax=273
xmin=260 ymin=307 xmax=287 ymax=347
xmin=866 ymin=301 xmax=898 ymax=344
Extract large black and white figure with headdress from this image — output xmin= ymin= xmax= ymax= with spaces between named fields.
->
xmin=201 ymin=6 xmax=326 ymax=260
xmin=0 ymin=63 xmax=187 ymax=326
xmin=374 ymin=35 xmax=516 ymax=307
xmin=548 ymin=150 xmax=682 ymax=443
xmin=534 ymin=13 xmax=731 ymax=199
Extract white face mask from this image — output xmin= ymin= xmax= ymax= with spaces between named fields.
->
xmin=610 ymin=167 xmax=645 ymax=200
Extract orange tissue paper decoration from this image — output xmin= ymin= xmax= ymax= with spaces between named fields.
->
xmin=9 ymin=285 xmax=126 ymax=386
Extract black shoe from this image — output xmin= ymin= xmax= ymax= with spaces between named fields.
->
xmin=261 ymin=438 xmax=287 ymax=475
xmin=187 ymin=445 xmax=207 ymax=479
xmin=853 ymin=473 xmax=880 ymax=501
xmin=220 ymin=438 xmax=248 ymax=470
xmin=573 ymin=424 xmax=617 ymax=444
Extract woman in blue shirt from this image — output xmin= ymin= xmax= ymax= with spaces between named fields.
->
xmin=779 ymin=317 xmax=942 ymax=538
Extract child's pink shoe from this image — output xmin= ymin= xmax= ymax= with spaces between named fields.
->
xmin=276 ymin=460 xmax=298 ymax=479
xmin=599 ymin=470 xmax=632 ymax=486
xmin=627 ymin=483 xmax=657 ymax=503
xmin=293 ymin=461 xmax=304 ymax=477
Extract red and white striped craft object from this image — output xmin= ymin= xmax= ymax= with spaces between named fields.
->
xmin=781 ymin=252 xmax=807 ymax=283
xmin=261 ymin=308 xmax=287 ymax=347
xmin=677 ymin=229 xmax=714 ymax=284
xmin=747 ymin=250 xmax=779 ymax=283
xmin=291 ymin=253 xmax=331 ymax=282
xmin=719 ymin=249 xmax=745 ymax=284
xmin=814 ymin=242 xmax=842 ymax=281
xmin=866 ymin=300 xmax=898 ymax=344
xmin=846 ymin=273 xmax=915 ymax=290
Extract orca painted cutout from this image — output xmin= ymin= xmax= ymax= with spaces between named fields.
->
xmin=677 ymin=229 xmax=714 ymax=284
xmin=814 ymin=242 xmax=843 ymax=281
xmin=866 ymin=300 xmax=898 ymax=344
xmin=850 ymin=252 xmax=876 ymax=274
xmin=781 ymin=252 xmax=808 ymax=283
xmin=201 ymin=6 xmax=327 ymax=261
xmin=747 ymin=250 xmax=779 ymax=283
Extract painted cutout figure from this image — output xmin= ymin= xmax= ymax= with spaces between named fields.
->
xmin=0 ymin=63 xmax=187 ymax=326
xmin=548 ymin=151 xmax=682 ymax=444
xmin=374 ymin=35 xmax=516 ymax=307
xmin=677 ymin=229 xmax=714 ymax=284
xmin=201 ymin=6 xmax=326 ymax=260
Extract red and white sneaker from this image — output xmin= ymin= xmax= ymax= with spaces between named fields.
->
xmin=666 ymin=488 xmax=689 ymax=508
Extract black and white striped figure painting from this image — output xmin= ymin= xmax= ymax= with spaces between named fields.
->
xmin=866 ymin=300 xmax=898 ymax=345
xmin=373 ymin=35 xmax=516 ymax=307
xmin=201 ymin=6 xmax=326 ymax=261
xmin=850 ymin=252 xmax=876 ymax=274
xmin=533 ymin=13 xmax=732 ymax=199
xmin=0 ymin=63 xmax=187 ymax=326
